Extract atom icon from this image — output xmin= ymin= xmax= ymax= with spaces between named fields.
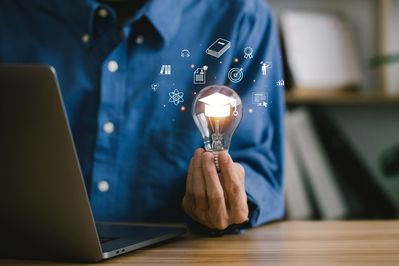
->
xmin=169 ymin=89 xmax=184 ymax=106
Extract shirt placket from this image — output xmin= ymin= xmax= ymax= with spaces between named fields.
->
xmin=89 ymin=7 xmax=128 ymax=219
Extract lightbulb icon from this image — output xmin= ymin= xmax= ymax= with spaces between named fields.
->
xmin=192 ymin=85 xmax=243 ymax=170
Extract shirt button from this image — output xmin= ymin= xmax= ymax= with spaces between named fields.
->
xmin=98 ymin=8 xmax=108 ymax=18
xmin=82 ymin=34 xmax=90 ymax=43
xmin=107 ymin=61 xmax=118 ymax=72
xmin=98 ymin=181 xmax=109 ymax=192
xmin=135 ymin=35 xmax=144 ymax=44
xmin=103 ymin=122 xmax=114 ymax=133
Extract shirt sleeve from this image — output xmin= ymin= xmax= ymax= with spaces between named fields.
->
xmin=186 ymin=0 xmax=285 ymax=233
xmin=228 ymin=0 xmax=285 ymax=228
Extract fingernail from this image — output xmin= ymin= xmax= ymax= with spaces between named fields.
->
xmin=195 ymin=149 xmax=203 ymax=159
xmin=203 ymin=152 xmax=213 ymax=162
xmin=219 ymin=153 xmax=229 ymax=164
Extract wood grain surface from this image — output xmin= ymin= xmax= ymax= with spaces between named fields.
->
xmin=1 ymin=221 xmax=398 ymax=266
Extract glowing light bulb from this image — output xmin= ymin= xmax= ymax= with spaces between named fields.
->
xmin=192 ymin=85 xmax=243 ymax=170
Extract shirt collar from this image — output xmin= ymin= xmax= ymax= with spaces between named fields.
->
xmin=22 ymin=0 xmax=189 ymax=49
xmin=142 ymin=0 xmax=188 ymax=48
xmin=21 ymin=0 xmax=100 ymax=47
xmin=58 ymin=0 xmax=101 ymax=46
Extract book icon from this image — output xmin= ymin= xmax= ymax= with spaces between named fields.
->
xmin=206 ymin=38 xmax=231 ymax=58
xmin=159 ymin=65 xmax=171 ymax=75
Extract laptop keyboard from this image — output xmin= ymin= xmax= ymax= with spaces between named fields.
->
xmin=99 ymin=236 xmax=120 ymax=244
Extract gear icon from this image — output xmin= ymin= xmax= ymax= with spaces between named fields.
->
xmin=244 ymin=46 xmax=253 ymax=59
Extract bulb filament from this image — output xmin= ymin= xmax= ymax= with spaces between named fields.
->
xmin=212 ymin=120 xmax=224 ymax=150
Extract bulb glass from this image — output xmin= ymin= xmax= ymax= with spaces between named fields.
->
xmin=192 ymin=85 xmax=243 ymax=154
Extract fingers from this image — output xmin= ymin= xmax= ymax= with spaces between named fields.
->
xmin=219 ymin=152 xmax=248 ymax=224
xmin=183 ymin=149 xmax=247 ymax=230
xmin=202 ymin=152 xmax=228 ymax=229
xmin=233 ymin=163 xmax=245 ymax=183
xmin=184 ymin=149 xmax=213 ymax=228
xmin=182 ymin=158 xmax=195 ymax=215
xmin=191 ymin=148 xmax=208 ymax=223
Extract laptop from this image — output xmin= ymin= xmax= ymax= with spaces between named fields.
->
xmin=0 ymin=65 xmax=186 ymax=262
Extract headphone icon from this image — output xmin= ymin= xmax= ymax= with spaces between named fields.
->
xmin=181 ymin=49 xmax=190 ymax=58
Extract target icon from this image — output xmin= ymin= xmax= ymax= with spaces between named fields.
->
xmin=228 ymin=68 xmax=243 ymax=83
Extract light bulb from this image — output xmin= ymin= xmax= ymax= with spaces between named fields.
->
xmin=192 ymin=85 xmax=243 ymax=170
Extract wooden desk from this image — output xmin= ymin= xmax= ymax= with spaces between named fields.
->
xmin=1 ymin=221 xmax=398 ymax=265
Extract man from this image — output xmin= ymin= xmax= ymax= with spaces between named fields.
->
xmin=262 ymin=63 xmax=267 ymax=75
xmin=0 ymin=0 xmax=285 ymax=234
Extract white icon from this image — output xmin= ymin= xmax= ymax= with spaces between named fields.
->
xmin=159 ymin=65 xmax=171 ymax=75
xmin=228 ymin=68 xmax=243 ymax=83
xmin=199 ymin=92 xmax=238 ymax=117
xmin=151 ymin=83 xmax=159 ymax=91
xmin=194 ymin=66 xmax=208 ymax=84
xmin=277 ymin=79 xmax=285 ymax=86
xmin=181 ymin=49 xmax=190 ymax=58
xmin=244 ymin=46 xmax=253 ymax=59
xmin=169 ymin=89 xmax=184 ymax=106
xmin=260 ymin=61 xmax=272 ymax=75
xmin=252 ymin=92 xmax=268 ymax=107
xmin=206 ymin=38 xmax=231 ymax=58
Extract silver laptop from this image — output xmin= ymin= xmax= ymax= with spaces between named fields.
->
xmin=0 ymin=65 xmax=186 ymax=262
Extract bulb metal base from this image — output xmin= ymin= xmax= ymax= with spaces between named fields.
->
xmin=211 ymin=150 xmax=228 ymax=172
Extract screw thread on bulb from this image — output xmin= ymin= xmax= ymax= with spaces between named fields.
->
xmin=211 ymin=150 xmax=228 ymax=173
xmin=214 ymin=153 xmax=220 ymax=171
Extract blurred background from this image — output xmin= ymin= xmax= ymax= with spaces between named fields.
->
xmin=266 ymin=0 xmax=399 ymax=220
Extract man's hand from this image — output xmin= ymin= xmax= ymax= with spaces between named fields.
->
xmin=182 ymin=148 xmax=248 ymax=230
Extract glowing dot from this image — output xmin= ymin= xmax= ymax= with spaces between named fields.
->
xmin=214 ymin=77 xmax=216 ymax=79
xmin=234 ymin=58 xmax=239 ymax=63
xmin=253 ymin=80 xmax=256 ymax=82
xmin=173 ymin=83 xmax=175 ymax=85
xmin=199 ymin=44 xmax=202 ymax=46
xmin=249 ymin=109 xmax=253 ymax=113
xmin=271 ymin=101 xmax=272 ymax=103
xmin=173 ymin=119 xmax=175 ymax=121
xmin=163 ymin=105 xmax=166 ymax=107
xmin=194 ymin=92 xmax=197 ymax=95
xmin=181 ymin=106 xmax=186 ymax=111
xmin=220 ymin=61 xmax=222 ymax=64
xmin=191 ymin=64 xmax=194 ymax=68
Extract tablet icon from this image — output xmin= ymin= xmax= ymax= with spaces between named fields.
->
xmin=193 ymin=66 xmax=208 ymax=84
xmin=252 ymin=92 xmax=268 ymax=107
xmin=206 ymin=38 xmax=231 ymax=58
xmin=228 ymin=68 xmax=243 ymax=83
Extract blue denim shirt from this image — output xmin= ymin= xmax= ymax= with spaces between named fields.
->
xmin=0 ymin=0 xmax=285 ymax=227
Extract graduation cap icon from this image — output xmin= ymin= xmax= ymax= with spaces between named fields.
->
xmin=199 ymin=92 xmax=238 ymax=117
